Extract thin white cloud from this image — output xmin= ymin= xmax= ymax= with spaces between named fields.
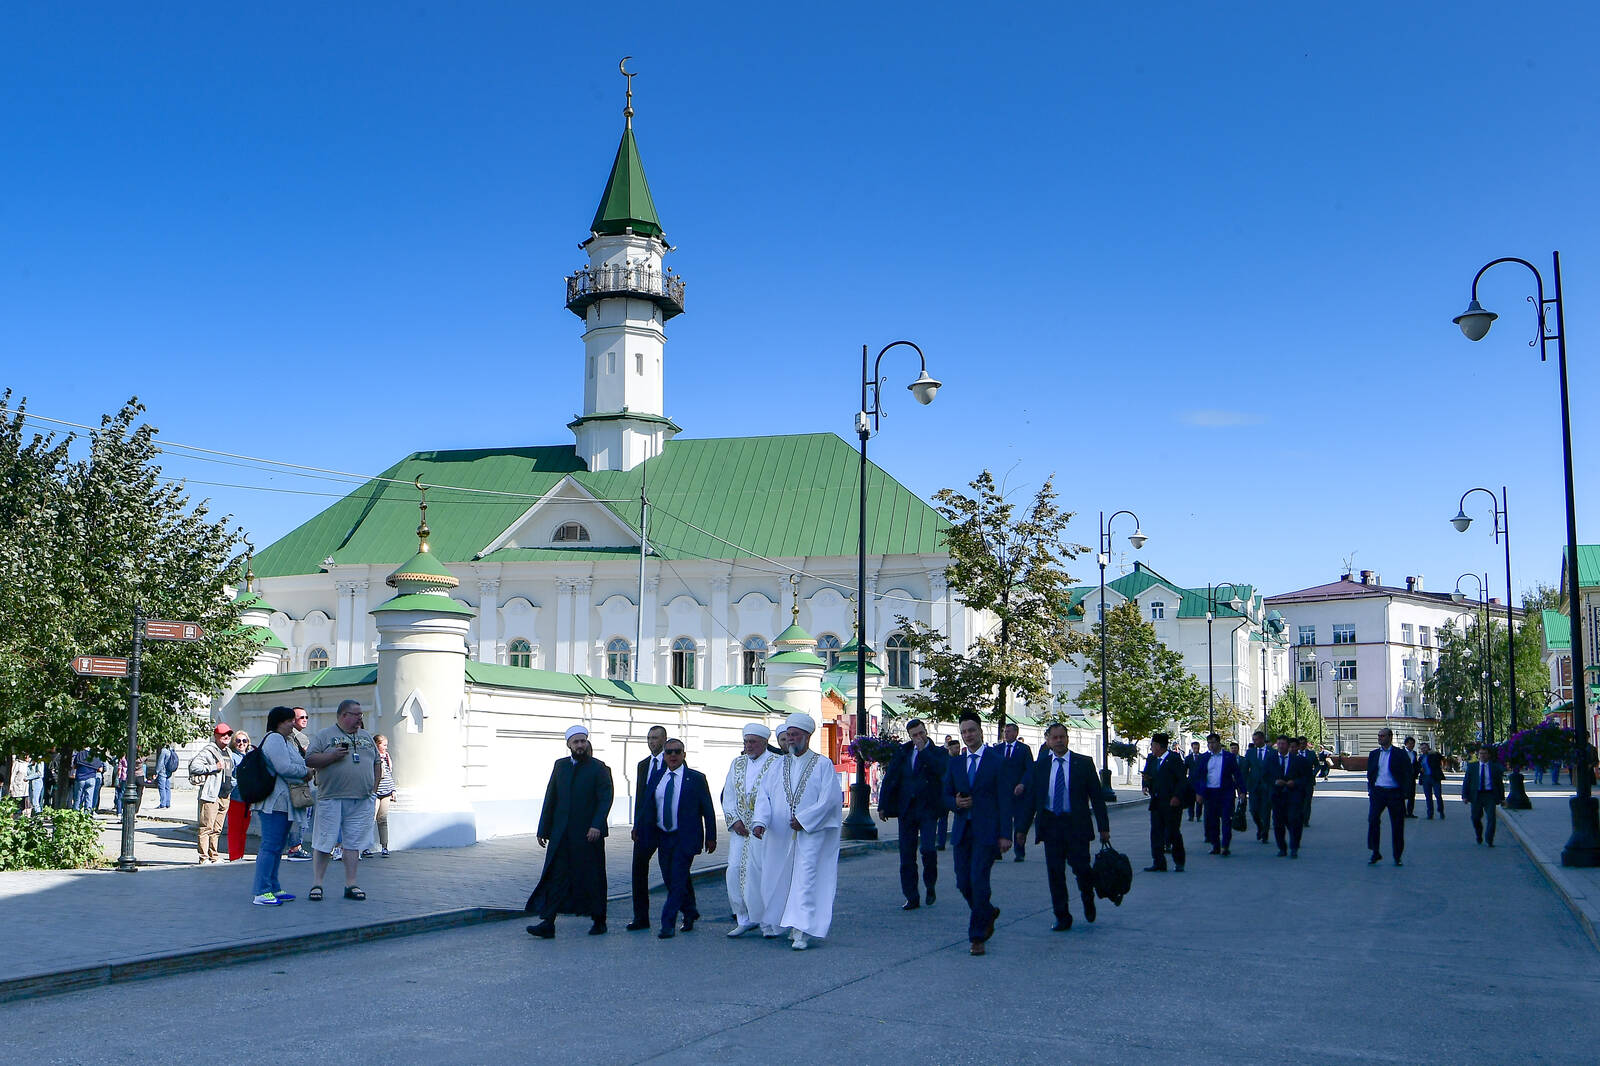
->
xmin=1180 ymin=409 xmax=1265 ymax=428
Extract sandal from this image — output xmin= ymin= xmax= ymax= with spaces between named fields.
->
xmin=308 ymin=886 xmax=323 ymax=901
xmin=344 ymin=886 xmax=366 ymax=900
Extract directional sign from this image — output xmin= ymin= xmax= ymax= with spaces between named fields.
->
xmin=71 ymin=656 xmax=130 ymax=678
xmin=144 ymin=619 xmax=204 ymax=642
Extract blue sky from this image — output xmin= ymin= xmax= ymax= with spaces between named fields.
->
xmin=3 ymin=2 xmax=1597 ymax=602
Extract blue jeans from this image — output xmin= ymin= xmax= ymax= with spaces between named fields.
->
xmin=29 ymin=780 xmax=44 ymax=809
xmin=73 ymin=779 xmax=95 ymax=810
xmin=92 ymin=778 xmax=104 ymax=810
xmin=252 ymin=811 xmax=290 ymax=897
xmin=155 ymin=774 xmax=172 ymax=806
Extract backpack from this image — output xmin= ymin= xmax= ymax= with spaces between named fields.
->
xmin=234 ymin=746 xmax=276 ymax=804
xmin=1092 ymin=843 xmax=1133 ymax=906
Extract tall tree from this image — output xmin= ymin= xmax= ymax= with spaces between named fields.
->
xmin=1264 ymin=687 xmax=1326 ymax=748
xmin=1424 ymin=612 xmax=1542 ymax=753
xmin=1174 ymin=692 xmax=1252 ymax=739
xmin=1072 ymin=601 xmax=1207 ymax=742
xmin=897 ymin=471 xmax=1087 ymax=739
xmin=0 ymin=393 xmax=256 ymax=772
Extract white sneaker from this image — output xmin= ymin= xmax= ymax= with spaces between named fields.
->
xmin=761 ymin=925 xmax=782 ymax=938
xmin=330 ymin=847 xmax=344 ymax=861
xmin=727 ymin=922 xmax=757 ymax=939
xmin=251 ymin=893 xmax=282 ymax=907
xmin=791 ymin=932 xmax=810 ymax=950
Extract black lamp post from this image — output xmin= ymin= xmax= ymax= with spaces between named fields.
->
xmin=1454 ymin=252 xmax=1597 ymax=866
xmin=1453 ymin=572 xmax=1495 ymax=745
xmin=1452 ymin=486 xmax=1531 ymax=808
xmin=1095 ymin=510 xmax=1147 ymax=801
xmin=1304 ymin=654 xmax=1339 ymax=752
xmin=1205 ymin=582 xmax=1248 ymax=734
xmin=843 ymin=341 xmax=941 ymax=842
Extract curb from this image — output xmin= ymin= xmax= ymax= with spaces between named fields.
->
xmin=1500 ymin=808 xmax=1600 ymax=953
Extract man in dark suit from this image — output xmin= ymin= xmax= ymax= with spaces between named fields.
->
xmin=1242 ymin=730 xmax=1273 ymax=843
xmin=1267 ymin=733 xmax=1312 ymax=857
xmin=1183 ymin=741 xmax=1203 ymax=820
xmin=879 ymin=718 xmax=948 ymax=909
xmin=997 ymin=723 xmax=1034 ymax=861
xmin=1417 ymin=741 xmax=1446 ymax=819
xmin=628 ymin=725 xmax=682 ymax=932
xmin=1402 ymin=736 xmax=1421 ymax=817
xmin=1030 ymin=722 xmax=1110 ymax=931
xmin=527 ymin=724 xmax=615 ymax=938
xmin=944 ymin=713 xmax=1013 ymax=956
xmin=1191 ymin=732 xmax=1247 ymax=856
xmin=1366 ymin=727 xmax=1414 ymax=866
xmin=1296 ymin=737 xmax=1316 ymax=827
xmin=633 ymin=738 xmax=717 ymax=937
xmin=1462 ymin=744 xmax=1505 ymax=846
xmin=1140 ymin=732 xmax=1187 ymax=872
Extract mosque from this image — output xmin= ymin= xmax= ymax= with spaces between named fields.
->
xmin=215 ymin=73 xmax=999 ymax=848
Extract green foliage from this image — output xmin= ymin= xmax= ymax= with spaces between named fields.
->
xmin=1265 ymin=688 xmax=1326 ymax=748
xmin=1424 ymin=611 xmax=1546 ymax=754
xmin=1106 ymin=739 xmax=1141 ymax=762
xmin=0 ymin=802 xmax=104 ymax=870
xmin=897 ymin=471 xmax=1088 ymax=739
xmin=1174 ymin=691 xmax=1252 ymax=738
xmin=0 ymin=393 xmax=257 ymax=762
xmin=1073 ymin=602 xmax=1207 ymax=742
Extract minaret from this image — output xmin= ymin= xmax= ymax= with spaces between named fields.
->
xmin=763 ymin=577 xmax=825 ymax=721
xmin=565 ymin=60 xmax=684 ymax=472
xmin=370 ymin=484 xmax=478 ymax=849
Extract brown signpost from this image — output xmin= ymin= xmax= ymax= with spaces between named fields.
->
xmin=143 ymin=619 xmax=204 ymax=642
xmin=71 ymin=656 xmax=130 ymax=678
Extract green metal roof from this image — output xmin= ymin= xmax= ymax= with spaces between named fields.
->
xmin=370 ymin=593 xmax=476 ymax=616
xmin=241 ymin=664 xmax=379 ymax=693
xmin=1064 ymin=562 xmax=1256 ymax=621
xmin=826 ymin=659 xmax=884 ymax=677
xmin=766 ymin=648 xmax=825 ymax=666
xmin=1542 ymin=609 xmax=1572 ymax=651
xmin=248 ymin=625 xmax=287 ymax=650
xmin=387 ymin=548 xmax=458 ymax=587
xmin=773 ymin=623 xmax=815 ymax=645
xmin=1564 ymin=545 xmax=1600 ymax=589
xmin=235 ymin=591 xmax=276 ymax=613
xmin=590 ymin=128 xmax=663 ymax=240
xmin=253 ymin=434 xmax=946 ymax=577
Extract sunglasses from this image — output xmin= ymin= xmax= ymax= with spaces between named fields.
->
xmin=664 ymin=748 xmax=685 ymax=756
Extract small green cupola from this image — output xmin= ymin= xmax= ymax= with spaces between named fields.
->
xmin=589 ymin=62 xmax=664 ymax=241
xmin=373 ymin=481 xmax=474 ymax=617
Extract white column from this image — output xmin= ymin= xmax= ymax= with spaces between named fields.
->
xmin=476 ymin=578 xmax=501 ymax=662
xmin=865 ymin=571 xmax=880 ymax=650
xmin=554 ymin=579 xmax=573 ymax=673
xmin=333 ymin=580 xmax=356 ymax=666
xmin=350 ymin=581 xmax=370 ymax=662
xmin=638 ymin=574 xmax=659 ymax=683
xmin=573 ymin=578 xmax=593 ymax=677
xmin=709 ymin=574 xmax=730 ymax=688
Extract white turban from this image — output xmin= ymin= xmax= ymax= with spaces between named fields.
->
xmin=783 ymin=712 xmax=816 ymax=736
xmin=742 ymin=723 xmax=772 ymax=740
xmin=564 ymin=724 xmax=589 ymax=741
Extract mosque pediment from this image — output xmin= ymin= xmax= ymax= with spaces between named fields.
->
xmin=474 ymin=476 xmax=641 ymax=557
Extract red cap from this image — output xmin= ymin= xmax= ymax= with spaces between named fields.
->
xmin=214 ymin=723 xmax=233 ymax=737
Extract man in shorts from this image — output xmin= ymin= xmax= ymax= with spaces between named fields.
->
xmin=304 ymin=699 xmax=380 ymax=900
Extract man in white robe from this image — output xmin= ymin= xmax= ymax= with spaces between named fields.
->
xmin=722 ymin=723 xmax=779 ymax=937
xmin=751 ymin=712 xmax=842 ymax=950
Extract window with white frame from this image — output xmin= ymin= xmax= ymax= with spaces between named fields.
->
xmin=1419 ymin=626 xmax=1431 ymax=647
xmin=886 ymin=633 xmax=912 ymax=688
xmin=1332 ymin=624 xmax=1356 ymax=645
xmin=1402 ymin=658 xmax=1415 ymax=681
xmin=816 ymin=633 xmax=841 ymax=669
xmin=306 ymin=646 xmax=329 ymax=671
xmin=1298 ymin=625 xmax=1316 ymax=646
xmin=1150 ymin=601 xmax=1166 ymax=620
xmin=742 ymin=636 xmax=767 ymax=685
xmin=1557 ymin=655 xmax=1573 ymax=700
xmin=507 ymin=638 xmax=532 ymax=669
xmin=1400 ymin=623 xmax=1413 ymax=644
xmin=1097 ymin=601 xmax=1107 ymax=622
xmin=553 ymin=522 xmax=590 ymax=543
xmin=1338 ymin=658 xmax=1357 ymax=681
xmin=671 ymin=637 xmax=696 ymax=688
xmin=1340 ymin=695 xmax=1359 ymax=717
xmin=606 ymin=637 xmax=632 ymax=680
xmin=1298 ymin=661 xmax=1316 ymax=683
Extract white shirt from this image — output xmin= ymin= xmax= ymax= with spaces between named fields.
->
xmin=1205 ymin=752 xmax=1225 ymax=789
xmin=1375 ymin=747 xmax=1398 ymax=789
xmin=1048 ymin=754 xmax=1071 ymax=811
xmin=654 ymin=766 xmax=683 ymax=831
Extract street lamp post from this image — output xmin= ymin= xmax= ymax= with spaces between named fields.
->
xmin=1454 ymin=251 xmax=1597 ymax=866
xmin=843 ymin=341 xmax=941 ymax=842
xmin=1095 ymin=510 xmax=1147 ymax=802
xmin=1453 ymin=573 xmax=1494 ymax=745
xmin=1452 ymin=486 xmax=1531 ymax=808
xmin=1304 ymin=655 xmax=1340 ymax=752
xmin=1205 ymin=583 xmax=1248 ymax=734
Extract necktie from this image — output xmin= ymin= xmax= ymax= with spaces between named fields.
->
xmin=1482 ymin=764 xmax=1488 ymax=791
xmin=1053 ymin=757 xmax=1066 ymax=814
xmin=663 ymin=770 xmax=676 ymax=832
xmin=1282 ymin=754 xmax=1289 ymax=776
xmin=968 ymin=753 xmax=977 ymax=787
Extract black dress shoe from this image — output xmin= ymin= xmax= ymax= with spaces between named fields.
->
xmin=526 ymin=921 xmax=555 ymax=939
xmin=1368 ymin=853 xmax=1382 ymax=865
xmin=1221 ymin=847 xmax=1230 ymax=856
xmin=658 ymin=927 xmax=675 ymax=939
xmin=1394 ymin=859 xmax=1403 ymax=866
xmin=1082 ymin=896 xmax=1096 ymax=923
xmin=1209 ymin=846 xmax=1221 ymax=855
xmin=1488 ymin=841 xmax=1495 ymax=848
xmin=1290 ymin=850 xmax=1299 ymax=859
xmin=1173 ymin=865 xmax=1184 ymax=872
xmin=1013 ymin=855 xmax=1025 ymax=863
xmin=681 ymin=917 xmax=696 ymax=931
xmin=625 ymin=920 xmax=651 ymax=932
xmin=1142 ymin=864 xmax=1166 ymax=872
xmin=1277 ymin=848 xmax=1288 ymax=857
xmin=925 ymin=887 xmax=936 ymax=905
xmin=986 ymin=907 xmax=1000 ymax=939
xmin=901 ymin=900 xmax=920 ymax=911
xmin=1052 ymin=916 xmax=1072 ymax=931
xmin=588 ymin=921 xmax=607 ymax=935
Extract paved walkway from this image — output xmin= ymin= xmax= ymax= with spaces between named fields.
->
xmin=1499 ymin=780 xmax=1600 ymax=949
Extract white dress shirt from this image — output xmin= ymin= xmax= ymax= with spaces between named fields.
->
xmin=1375 ymin=748 xmax=1398 ymax=789
xmin=1205 ymin=752 xmax=1225 ymax=789
xmin=1048 ymin=753 xmax=1071 ymax=812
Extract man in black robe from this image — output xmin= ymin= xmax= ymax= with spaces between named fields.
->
xmin=527 ymin=724 xmax=615 ymax=938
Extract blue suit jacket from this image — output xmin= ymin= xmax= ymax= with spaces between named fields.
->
xmin=943 ymin=745 xmax=1013 ymax=849
xmin=634 ymin=766 xmax=717 ymax=855
xmin=1190 ymin=750 xmax=1246 ymax=799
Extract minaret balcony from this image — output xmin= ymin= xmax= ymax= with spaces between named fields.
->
xmin=565 ymin=265 xmax=685 ymax=320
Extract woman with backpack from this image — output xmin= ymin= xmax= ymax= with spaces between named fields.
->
xmin=247 ymin=707 xmax=309 ymax=907
xmin=226 ymin=732 xmax=254 ymax=861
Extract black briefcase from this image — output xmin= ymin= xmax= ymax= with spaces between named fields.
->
xmin=1092 ymin=844 xmax=1133 ymax=906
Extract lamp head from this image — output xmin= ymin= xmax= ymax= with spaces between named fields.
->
xmin=1453 ymin=299 xmax=1497 ymax=342
xmin=1301 ymin=649 xmax=1315 ymax=664
xmin=1451 ymin=589 xmax=1466 ymax=603
xmin=1128 ymin=529 xmax=1147 ymax=550
xmin=1450 ymin=509 xmax=1472 ymax=533
xmin=907 ymin=369 xmax=942 ymax=406
xmin=1228 ymin=596 xmax=1244 ymax=612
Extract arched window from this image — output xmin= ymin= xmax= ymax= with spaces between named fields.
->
xmin=507 ymin=638 xmax=533 ymax=669
xmin=742 ymin=636 xmax=767 ymax=686
xmin=306 ymin=646 xmax=329 ymax=671
xmin=1149 ymin=601 xmax=1166 ymax=620
xmin=816 ymin=633 xmax=842 ymax=669
xmin=606 ymin=637 xmax=632 ymax=680
xmin=885 ymin=633 xmax=912 ymax=688
xmin=553 ymin=522 xmax=590 ymax=543
xmin=671 ymin=637 xmax=697 ymax=688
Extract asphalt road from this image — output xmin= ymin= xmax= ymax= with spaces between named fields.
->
xmin=8 ymin=778 xmax=1598 ymax=1065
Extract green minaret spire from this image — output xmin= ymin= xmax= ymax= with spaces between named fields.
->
xmin=590 ymin=59 xmax=664 ymax=240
